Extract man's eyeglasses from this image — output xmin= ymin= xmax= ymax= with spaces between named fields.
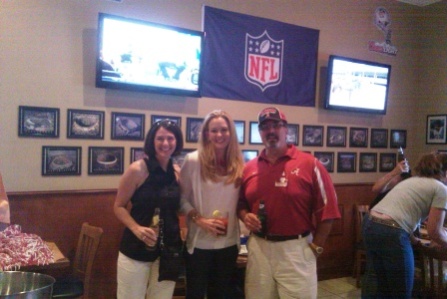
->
xmin=259 ymin=122 xmax=287 ymax=131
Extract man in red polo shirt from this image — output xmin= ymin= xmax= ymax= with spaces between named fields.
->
xmin=238 ymin=107 xmax=340 ymax=299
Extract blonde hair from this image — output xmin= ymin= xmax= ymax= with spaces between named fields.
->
xmin=198 ymin=110 xmax=244 ymax=186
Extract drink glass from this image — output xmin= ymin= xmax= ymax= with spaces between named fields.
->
xmin=213 ymin=211 xmax=229 ymax=236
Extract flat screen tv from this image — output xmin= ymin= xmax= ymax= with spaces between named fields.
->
xmin=324 ymin=55 xmax=391 ymax=115
xmin=96 ymin=13 xmax=203 ymax=97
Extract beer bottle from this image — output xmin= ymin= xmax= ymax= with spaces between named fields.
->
xmin=397 ymin=147 xmax=410 ymax=175
xmin=257 ymin=200 xmax=267 ymax=236
xmin=146 ymin=208 xmax=160 ymax=251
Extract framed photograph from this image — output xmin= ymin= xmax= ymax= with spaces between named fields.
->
xmin=390 ymin=129 xmax=407 ymax=148
xmin=186 ymin=117 xmax=204 ymax=142
xmin=67 ymin=109 xmax=104 ymax=139
xmin=438 ymin=149 xmax=447 ymax=154
xmin=426 ymin=115 xmax=447 ymax=144
xmin=111 ymin=112 xmax=145 ymax=141
xmin=359 ymin=153 xmax=377 ymax=172
xmin=151 ymin=115 xmax=181 ymax=128
xmin=173 ymin=148 xmax=194 ymax=167
xmin=314 ymin=151 xmax=335 ymax=173
xmin=242 ymin=150 xmax=259 ymax=163
xmin=337 ymin=152 xmax=357 ymax=173
xmin=286 ymin=124 xmax=299 ymax=146
xmin=302 ymin=125 xmax=324 ymax=146
xmin=234 ymin=120 xmax=245 ymax=144
xmin=249 ymin=121 xmax=262 ymax=145
xmin=42 ymin=146 xmax=81 ymax=176
xmin=88 ymin=147 xmax=124 ymax=175
xmin=130 ymin=147 xmax=146 ymax=163
xmin=379 ymin=153 xmax=397 ymax=172
xmin=18 ymin=106 xmax=60 ymax=138
xmin=349 ymin=127 xmax=368 ymax=148
xmin=327 ymin=126 xmax=347 ymax=147
xmin=371 ymin=129 xmax=388 ymax=148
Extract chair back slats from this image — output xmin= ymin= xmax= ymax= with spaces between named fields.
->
xmin=354 ymin=204 xmax=369 ymax=243
xmin=73 ymin=222 xmax=103 ymax=298
xmin=420 ymin=245 xmax=447 ymax=299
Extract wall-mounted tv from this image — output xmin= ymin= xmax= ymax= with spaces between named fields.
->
xmin=324 ymin=55 xmax=391 ymax=115
xmin=96 ymin=13 xmax=203 ymax=97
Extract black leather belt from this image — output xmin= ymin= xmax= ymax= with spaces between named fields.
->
xmin=369 ymin=215 xmax=401 ymax=229
xmin=254 ymin=231 xmax=310 ymax=242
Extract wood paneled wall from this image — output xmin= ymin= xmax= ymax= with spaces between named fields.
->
xmin=8 ymin=183 xmax=375 ymax=298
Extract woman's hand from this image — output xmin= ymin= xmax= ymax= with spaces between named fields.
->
xmin=132 ymin=225 xmax=159 ymax=247
xmin=195 ymin=217 xmax=226 ymax=236
xmin=242 ymin=213 xmax=262 ymax=233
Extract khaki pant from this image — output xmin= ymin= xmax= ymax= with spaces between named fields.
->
xmin=245 ymin=235 xmax=317 ymax=299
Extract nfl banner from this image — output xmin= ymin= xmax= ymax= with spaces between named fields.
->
xmin=201 ymin=6 xmax=319 ymax=106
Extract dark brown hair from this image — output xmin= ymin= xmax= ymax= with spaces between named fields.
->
xmin=144 ymin=119 xmax=183 ymax=159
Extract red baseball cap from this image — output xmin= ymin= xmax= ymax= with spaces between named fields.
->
xmin=258 ymin=107 xmax=288 ymax=124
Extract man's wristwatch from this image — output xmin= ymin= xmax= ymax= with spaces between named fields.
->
xmin=309 ymin=243 xmax=324 ymax=256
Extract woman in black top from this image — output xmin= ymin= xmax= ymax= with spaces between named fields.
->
xmin=114 ymin=120 xmax=183 ymax=299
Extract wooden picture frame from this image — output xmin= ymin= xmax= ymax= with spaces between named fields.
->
xmin=150 ymin=115 xmax=182 ymax=128
xmin=18 ymin=105 xmax=60 ymax=138
xmin=426 ymin=115 xmax=447 ymax=144
xmin=314 ymin=151 xmax=335 ymax=173
xmin=130 ymin=147 xmax=145 ymax=163
xmin=359 ymin=152 xmax=377 ymax=172
xmin=286 ymin=124 xmax=299 ymax=146
xmin=302 ymin=125 xmax=324 ymax=146
xmin=249 ymin=121 xmax=262 ymax=145
xmin=337 ymin=152 xmax=357 ymax=173
xmin=42 ymin=146 xmax=81 ymax=176
xmin=390 ymin=129 xmax=407 ymax=148
xmin=349 ymin=127 xmax=368 ymax=148
xmin=370 ymin=128 xmax=388 ymax=148
xmin=242 ymin=150 xmax=259 ymax=163
xmin=379 ymin=153 xmax=397 ymax=172
xmin=88 ymin=146 xmax=124 ymax=175
xmin=186 ymin=117 xmax=204 ymax=143
xmin=327 ymin=126 xmax=347 ymax=147
xmin=234 ymin=120 xmax=245 ymax=144
xmin=111 ymin=112 xmax=145 ymax=141
xmin=67 ymin=109 xmax=104 ymax=139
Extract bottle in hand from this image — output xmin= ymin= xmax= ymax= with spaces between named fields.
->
xmin=146 ymin=207 xmax=160 ymax=251
xmin=257 ymin=200 xmax=267 ymax=236
xmin=397 ymin=147 xmax=410 ymax=174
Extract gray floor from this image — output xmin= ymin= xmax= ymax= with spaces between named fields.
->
xmin=318 ymin=276 xmax=361 ymax=298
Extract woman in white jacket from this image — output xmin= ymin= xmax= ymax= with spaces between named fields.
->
xmin=180 ymin=110 xmax=244 ymax=299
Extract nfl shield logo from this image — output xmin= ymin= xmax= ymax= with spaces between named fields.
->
xmin=244 ymin=31 xmax=283 ymax=91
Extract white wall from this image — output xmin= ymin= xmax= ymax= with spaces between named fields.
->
xmin=1 ymin=0 xmax=446 ymax=192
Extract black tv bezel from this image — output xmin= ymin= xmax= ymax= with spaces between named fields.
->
xmin=324 ymin=55 xmax=391 ymax=115
xmin=95 ymin=13 xmax=203 ymax=98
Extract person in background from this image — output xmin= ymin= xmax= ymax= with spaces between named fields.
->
xmin=180 ymin=110 xmax=244 ymax=299
xmin=362 ymin=160 xmax=412 ymax=298
xmin=238 ymin=107 xmax=341 ymax=299
xmin=114 ymin=119 xmax=184 ymax=299
xmin=369 ymin=160 xmax=411 ymax=209
xmin=0 ymin=172 xmax=10 ymax=224
xmin=363 ymin=153 xmax=447 ymax=298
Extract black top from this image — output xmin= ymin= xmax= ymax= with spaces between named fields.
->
xmin=119 ymin=158 xmax=181 ymax=262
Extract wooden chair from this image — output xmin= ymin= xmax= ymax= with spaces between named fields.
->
xmin=52 ymin=222 xmax=103 ymax=299
xmin=353 ymin=204 xmax=369 ymax=288
xmin=420 ymin=245 xmax=447 ymax=299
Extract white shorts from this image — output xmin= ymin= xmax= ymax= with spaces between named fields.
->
xmin=245 ymin=235 xmax=317 ymax=299
xmin=117 ymin=252 xmax=175 ymax=299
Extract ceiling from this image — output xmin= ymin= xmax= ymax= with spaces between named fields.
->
xmin=397 ymin=0 xmax=442 ymax=6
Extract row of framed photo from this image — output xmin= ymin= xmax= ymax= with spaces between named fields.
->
xmin=18 ymin=105 xmax=407 ymax=148
xmin=41 ymin=142 xmax=421 ymax=176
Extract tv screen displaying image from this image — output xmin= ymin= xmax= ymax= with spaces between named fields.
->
xmin=96 ymin=13 xmax=203 ymax=97
xmin=324 ymin=55 xmax=391 ymax=114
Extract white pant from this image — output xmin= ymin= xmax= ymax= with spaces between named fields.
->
xmin=245 ymin=235 xmax=317 ymax=299
xmin=117 ymin=252 xmax=175 ymax=299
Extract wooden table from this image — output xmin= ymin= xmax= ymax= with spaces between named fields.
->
xmin=20 ymin=241 xmax=70 ymax=271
